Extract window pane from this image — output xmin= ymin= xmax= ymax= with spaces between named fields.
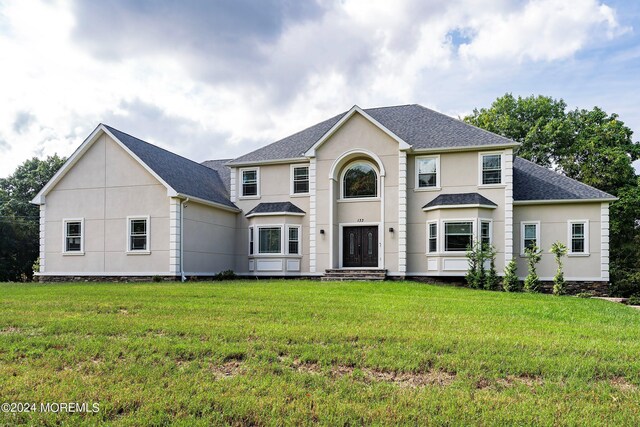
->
xmin=289 ymin=227 xmax=298 ymax=241
xmin=242 ymin=170 xmax=257 ymax=183
xmin=288 ymin=241 xmax=299 ymax=254
xmin=344 ymin=163 xmax=377 ymax=198
xmin=259 ymin=228 xmax=281 ymax=254
xmin=293 ymin=180 xmax=309 ymax=194
xmin=242 ymin=170 xmax=258 ymax=196
xmin=418 ymin=173 xmax=436 ymax=188
xmin=483 ymin=154 xmax=501 ymax=169
xmin=418 ymin=158 xmax=436 ymax=174
xmin=242 ymin=183 xmax=257 ymax=196
xmin=130 ymin=236 xmax=147 ymax=251
xmin=294 ymin=167 xmax=308 ymax=179
xmin=524 ymin=224 xmax=537 ymax=239
xmin=293 ymin=167 xmax=309 ymax=194
xmin=572 ymin=239 xmax=584 ymax=253
xmin=66 ymin=237 xmax=81 ymax=251
xmin=67 ymin=222 xmax=81 ymax=237
xmin=444 ymin=222 xmax=473 ymax=252
xmin=572 ymin=223 xmax=584 ymax=238
xmin=481 ymin=221 xmax=490 ymax=245
xmin=131 ymin=220 xmax=146 ymax=235
xmin=482 ymin=155 xmax=501 ymax=184
xmin=428 ymin=223 xmax=437 ymax=253
xmin=249 ymin=228 xmax=254 ymax=255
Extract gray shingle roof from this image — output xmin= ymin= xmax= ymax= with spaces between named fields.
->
xmin=245 ymin=202 xmax=305 ymax=216
xmin=513 ymin=157 xmax=615 ymax=202
xmin=228 ymin=104 xmax=516 ymax=165
xmin=423 ymin=193 xmax=498 ymax=209
xmin=201 ymin=159 xmax=232 ymax=195
xmin=103 ymin=125 xmax=237 ymax=209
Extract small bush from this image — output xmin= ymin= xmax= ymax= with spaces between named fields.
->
xmin=550 ymin=241 xmax=568 ymax=296
xmin=152 ymin=275 xmax=163 ymax=283
xmin=576 ymin=291 xmax=594 ymax=298
xmin=627 ymin=295 xmax=640 ymax=306
xmin=502 ymin=259 xmax=520 ymax=292
xmin=465 ymin=242 xmax=497 ymax=290
xmin=213 ymin=270 xmax=237 ymax=281
xmin=523 ymin=246 xmax=542 ymax=293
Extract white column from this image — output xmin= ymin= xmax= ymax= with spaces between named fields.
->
xmin=398 ymin=151 xmax=407 ymax=274
xmin=504 ymin=149 xmax=514 ymax=264
xmin=601 ymin=202 xmax=610 ymax=281
xmin=169 ymin=198 xmax=181 ymax=275
xmin=230 ymin=167 xmax=237 ymax=203
xmin=39 ymin=204 xmax=46 ymax=273
xmin=329 ymin=178 xmax=334 ymax=269
xmin=309 ymin=158 xmax=317 ymax=273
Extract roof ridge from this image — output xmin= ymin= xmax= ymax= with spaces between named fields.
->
xmin=102 ymin=123 xmax=219 ymax=175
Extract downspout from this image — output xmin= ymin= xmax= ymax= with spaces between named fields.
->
xmin=180 ymin=197 xmax=189 ymax=282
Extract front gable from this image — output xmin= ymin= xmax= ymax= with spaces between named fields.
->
xmin=304 ymin=105 xmax=411 ymax=158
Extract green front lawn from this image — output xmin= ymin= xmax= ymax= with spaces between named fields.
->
xmin=1 ymin=280 xmax=639 ymax=425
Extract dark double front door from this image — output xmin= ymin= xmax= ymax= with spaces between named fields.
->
xmin=343 ymin=226 xmax=378 ymax=268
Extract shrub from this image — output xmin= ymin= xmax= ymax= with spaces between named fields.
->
xmin=627 ymin=295 xmax=640 ymax=306
xmin=466 ymin=242 xmax=498 ymax=290
xmin=576 ymin=291 xmax=594 ymax=298
xmin=465 ymin=243 xmax=480 ymax=289
xmin=485 ymin=245 xmax=500 ymax=291
xmin=502 ymin=259 xmax=520 ymax=292
xmin=213 ymin=270 xmax=237 ymax=281
xmin=152 ymin=275 xmax=163 ymax=283
xmin=523 ymin=245 xmax=542 ymax=293
xmin=550 ymin=241 xmax=568 ymax=296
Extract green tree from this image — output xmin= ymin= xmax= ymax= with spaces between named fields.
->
xmin=0 ymin=155 xmax=66 ymax=281
xmin=502 ymin=259 xmax=520 ymax=292
xmin=465 ymin=93 xmax=640 ymax=296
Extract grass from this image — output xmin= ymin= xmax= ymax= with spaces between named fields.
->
xmin=1 ymin=280 xmax=640 ymax=426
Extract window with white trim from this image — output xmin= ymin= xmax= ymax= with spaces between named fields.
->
xmin=481 ymin=153 xmax=502 ymax=185
xmin=416 ymin=156 xmax=439 ymax=189
xmin=128 ymin=217 xmax=149 ymax=252
xmin=241 ymin=168 xmax=259 ymax=197
xmin=444 ymin=221 xmax=473 ymax=252
xmin=258 ymin=227 xmax=281 ymax=254
xmin=248 ymin=226 xmax=254 ymax=255
xmin=521 ymin=222 xmax=539 ymax=254
xmin=291 ymin=166 xmax=309 ymax=195
xmin=568 ymin=220 xmax=589 ymax=254
xmin=63 ymin=219 xmax=84 ymax=253
xmin=427 ymin=222 xmax=437 ymax=253
xmin=342 ymin=162 xmax=377 ymax=198
xmin=480 ymin=220 xmax=491 ymax=247
xmin=287 ymin=225 xmax=301 ymax=255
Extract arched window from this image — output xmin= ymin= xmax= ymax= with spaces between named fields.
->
xmin=342 ymin=162 xmax=378 ymax=198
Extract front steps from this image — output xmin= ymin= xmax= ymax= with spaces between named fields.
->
xmin=322 ymin=269 xmax=387 ymax=281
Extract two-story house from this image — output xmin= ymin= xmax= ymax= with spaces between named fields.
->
xmin=32 ymin=104 xmax=615 ymax=292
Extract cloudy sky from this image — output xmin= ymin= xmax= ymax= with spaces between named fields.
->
xmin=1 ymin=0 xmax=639 ymax=177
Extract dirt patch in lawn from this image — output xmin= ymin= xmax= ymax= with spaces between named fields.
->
xmin=287 ymin=358 xmax=455 ymax=387
xmin=0 ymin=326 xmax=21 ymax=334
xmin=210 ymin=361 xmax=244 ymax=379
xmin=495 ymin=374 xmax=544 ymax=389
xmin=609 ymin=376 xmax=637 ymax=392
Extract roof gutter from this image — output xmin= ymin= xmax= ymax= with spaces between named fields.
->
xmin=513 ymin=198 xmax=618 ymax=205
xmin=175 ymin=193 xmax=240 ymax=212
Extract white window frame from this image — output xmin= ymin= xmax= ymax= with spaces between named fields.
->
xmin=248 ymin=226 xmax=254 ymax=256
xmin=520 ymin=221 xmax=540 ymax=256
xmin=426 ymin=220 xmax=438 ymax=254
xmin=415 ymin=155 xmax=441 ymax=191
xmin=240 ymin=167 xmax=260 ymax=199
xmin=441 ymin=219 xmax=475 ymax=254
xmin=286 ymin=225 xmax=302 ymax=255
xmin=567 ymin=220 xmax=590 ymax=256
xmin=290 ymin=164 xmax=310 ymax=196
xmin=340 ymin=160 xmax=380 ymax=200
xmin=479 ymin=219 xmax=492 ymax=247
xmin=62 ymin=218 xmax=84 ymax=255
xmin=126 ymin=215 xmax=150 ymax=254
xmin=478 ymin=152 xmax=505 ymax=187
xmin=256 ymin=225 xmax=284 ymax=255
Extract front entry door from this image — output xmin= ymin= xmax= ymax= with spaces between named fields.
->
xmin=343 ymin=226 xmax=378 ymax=268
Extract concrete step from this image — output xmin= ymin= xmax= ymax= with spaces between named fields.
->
xmin=323 ymin=269 xmax=387 ymax=281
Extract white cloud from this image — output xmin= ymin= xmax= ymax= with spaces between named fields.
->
xmin=0 ymin=0 xmax=635 ymax=177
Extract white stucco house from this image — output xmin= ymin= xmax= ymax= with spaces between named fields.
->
xmin=32 ymin=104 xmax=615 ymax=292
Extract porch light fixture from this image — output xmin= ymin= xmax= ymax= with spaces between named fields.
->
xmin=320 ymin=229 xmax=325 ymax=234
xmin=389 ymin=227 xmax=394 ymax=233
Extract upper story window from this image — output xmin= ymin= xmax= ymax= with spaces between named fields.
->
xmin=127 ymin=216 xmax=150 ymax=253
xmin=480 ymin=153 xmax=502 ymax=185
xmin=291 ymin=165 xmax=309 ymax=195
xmin=521 ymin=221 xmax=540 ymax=254
xmin=241 ymin=168 xmax=259 ymax=198
xmin=63 ymin=218 xmax=84 ymax=254
xmin=416 ymin=156 xmax=440 ymax=189
xmin=568 ymin=220 xmax=589 ymax=255
xmin=342 ymin=162 xmax=377 ymax=199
